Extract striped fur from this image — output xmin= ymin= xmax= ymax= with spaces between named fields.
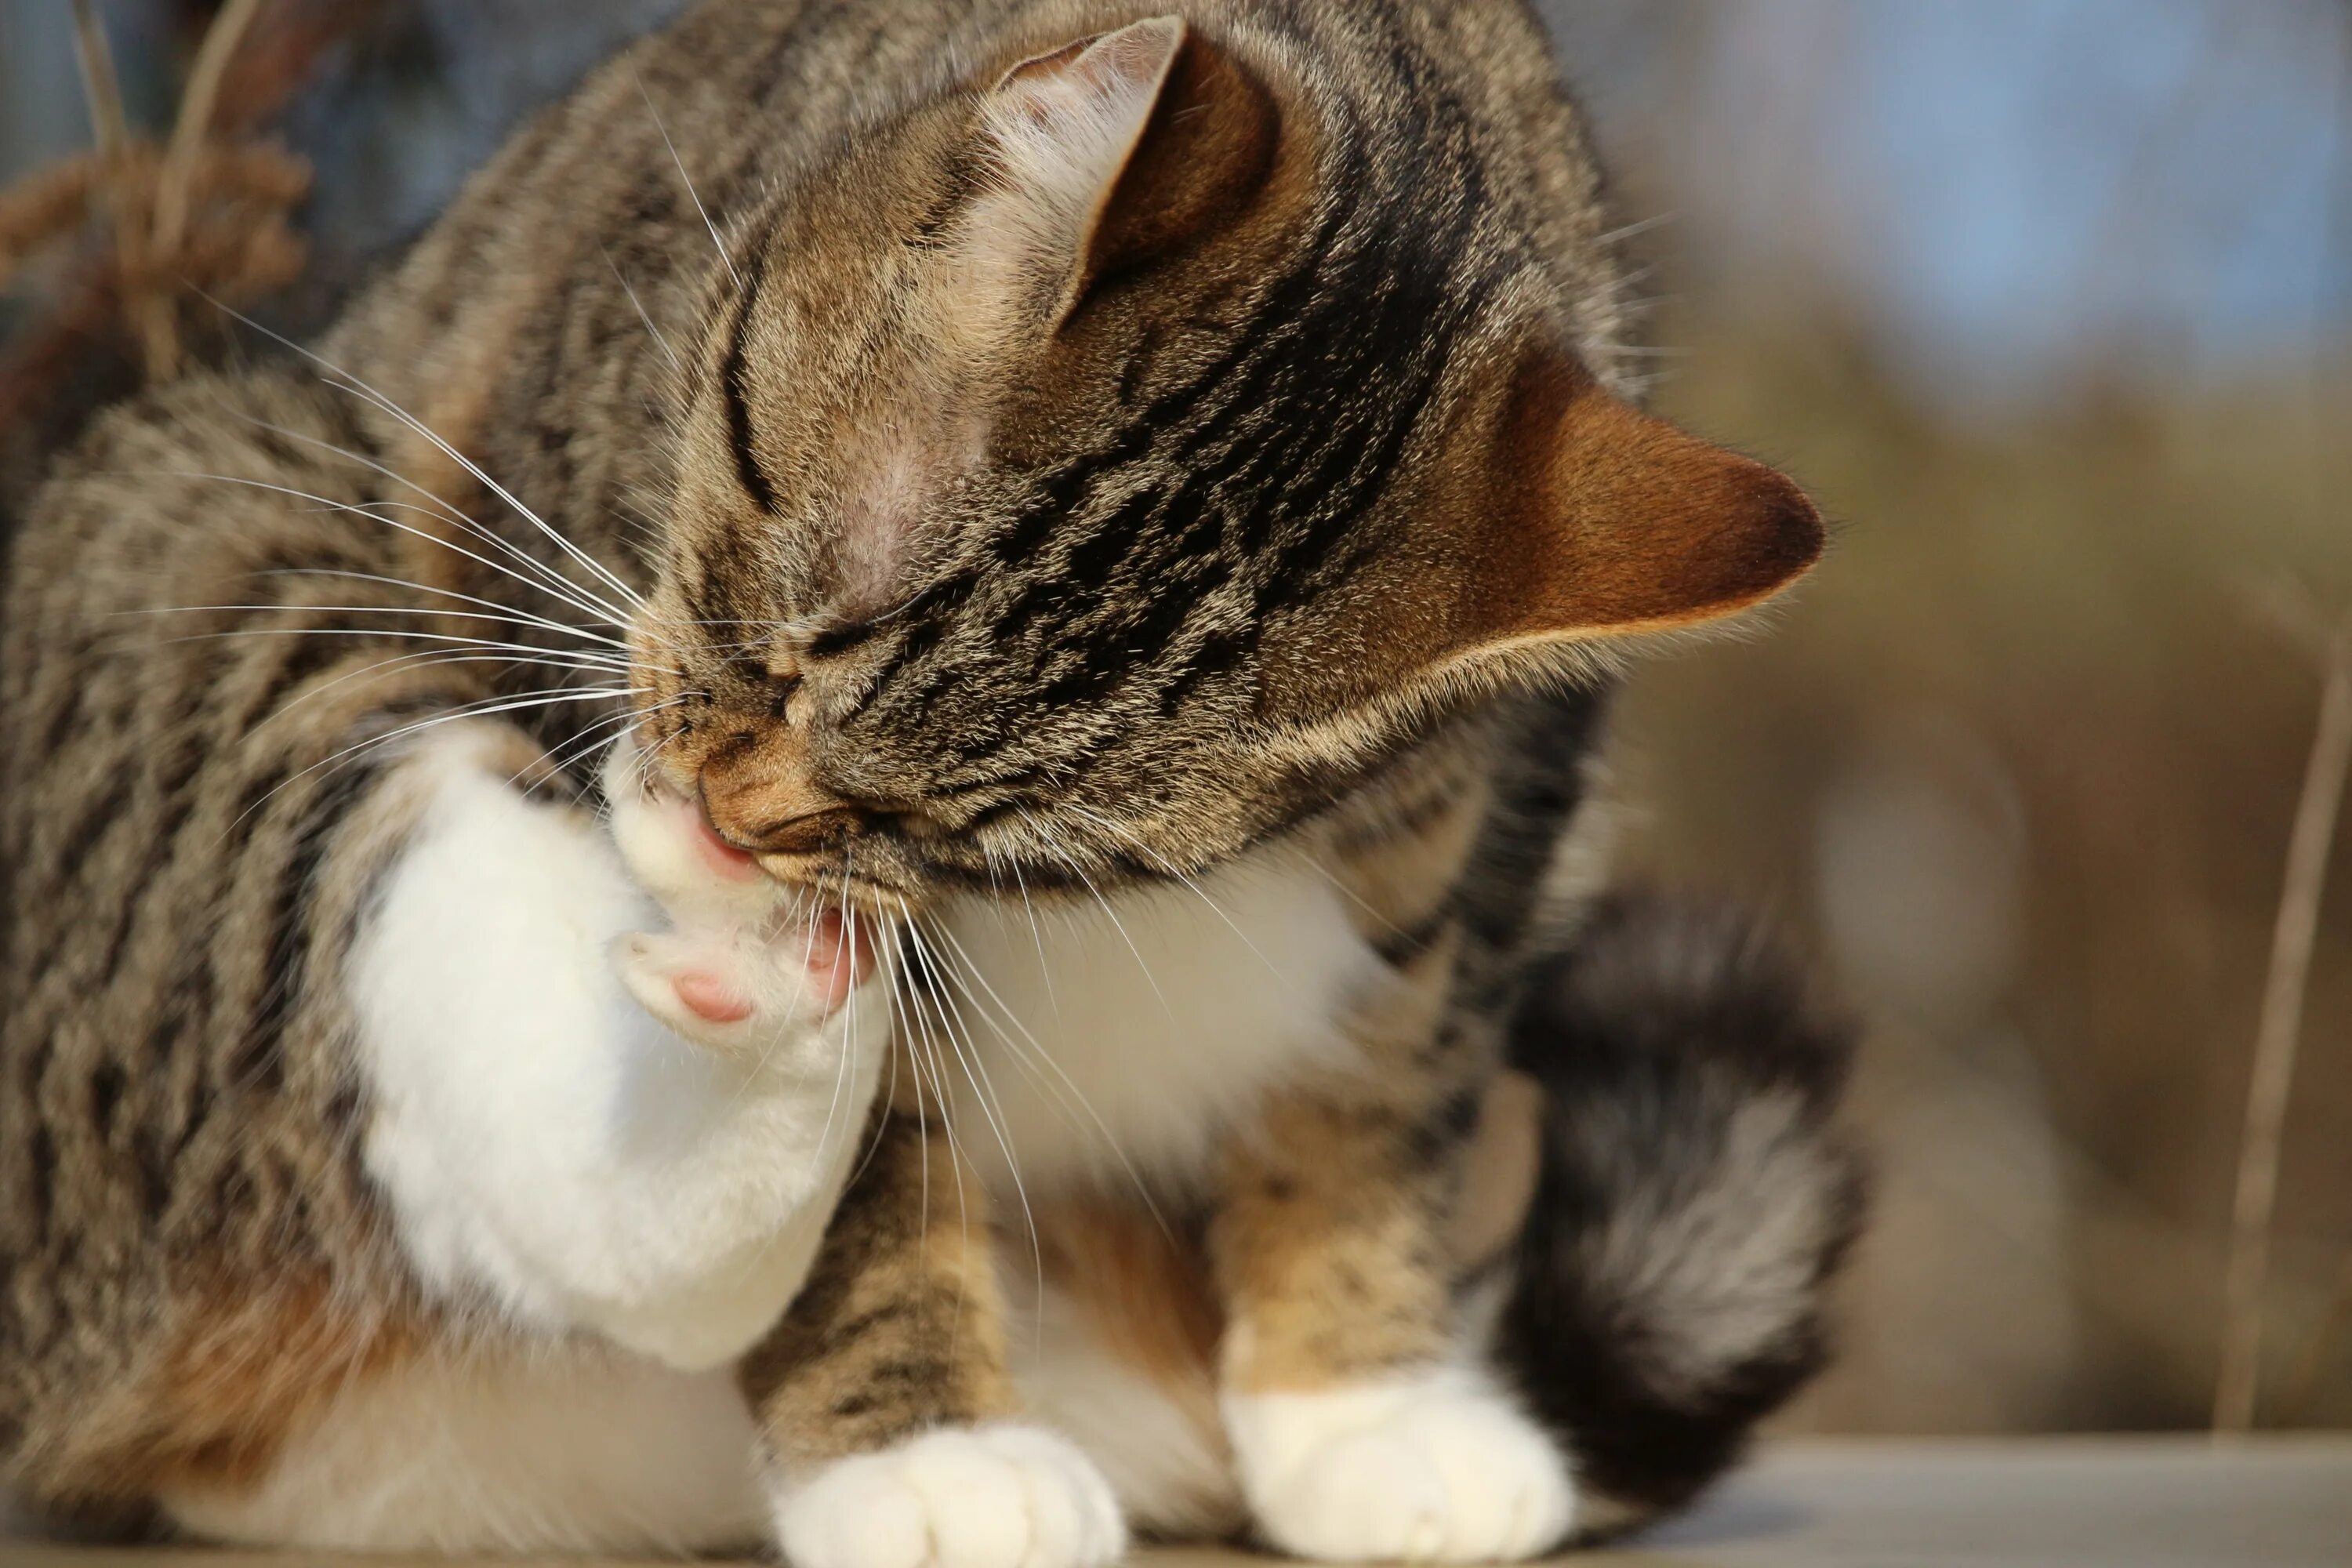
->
xmin=2 ymin=0 xmax=1855 ymax=1552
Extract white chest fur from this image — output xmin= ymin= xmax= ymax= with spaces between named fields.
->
xmin=927 ymin=847 xmax=1381 ymax=1195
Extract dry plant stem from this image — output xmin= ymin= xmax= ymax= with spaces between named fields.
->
xmin=156 ymin=0 xmax=268 ymax=261
xmin=2214 ymin=612 xmax=2352 ymax=1434
xmin=69 ymin=0 xmax=179 ymax=379
xmin=0 ymin=158 xmax=104 ymax=286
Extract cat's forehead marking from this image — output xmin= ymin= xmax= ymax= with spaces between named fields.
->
xmin=822 ymin=412 xmax=991 ymax=619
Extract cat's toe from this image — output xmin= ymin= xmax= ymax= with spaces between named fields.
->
xmin=612 ymin=932 xmax=760 ymax=1047
xmin=1226 ymin=1372 xmax=1575 ymax=1563
xmin=773 ymin=1425 xmax=1125 ymax=1568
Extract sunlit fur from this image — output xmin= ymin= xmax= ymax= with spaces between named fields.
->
xmin=624 ymin=4 xmax=1653 ymax=908
xmin=0 ymin=0 xmax=1856 ymax=1551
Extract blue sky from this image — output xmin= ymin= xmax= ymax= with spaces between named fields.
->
xmin=1547 ymin=0 xmax=2351 ymax=404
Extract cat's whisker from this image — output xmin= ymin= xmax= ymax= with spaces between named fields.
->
xmin=632 ymin=65 xmax=741 ymax=289
xmin=898 ymin=921 xmax=985 ymax=1320
xmin=1038 ymin=838 xmax=1179 ymax=1028
xmin=149 ymin=468 xmax=626 ymax=632
xmin=214 ymin=685 xmax=633 ymax=845
xmin=600 ymin=241 xmax=684 ymax=377
xmin=320 ymin=687 xmax=633 ymax=775
xmin=813 ymin=869 xmax=862 ymax=1164
xmin=192 ymin=299 xmax=648 ymax=623
xmin=1592 ymin=210 xmax=1678 ymax=247
xmin=250 ymin=568 xmax=641 ymax=654
xmin=878 ymin=921 xmax=942 ymax=1284
xmin=321 ymin=372 xmax=646 ymax=623
xmin=525 ymin=699 xmax=686 ymax=794
xmin=880 ymin=926 xmax=960 ymax=1316
xmin=224 ymin=415 xmax=629 ymax=630
xmin=266 ymin=650 xmax=638 ymax=738
xmin=901 ymin=907 xmax=1042 ymax=1291
xmin=134 ymin=618 xmax=634 ymax=670
xmin=631 ymin=724 xmax=687 ymax=798
xmin=847 ymin=903 xmax=907 ymax=1192
xmin=1062 ymin=804 xmax=1294 ymax=989
xmin=921 ymin=914 xmax=1174 ymax=1243
xmin=1005 ymin=855 xmax=1063 ymax=1026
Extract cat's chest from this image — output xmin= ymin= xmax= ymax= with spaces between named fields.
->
xmin=927 ymin=849 xmax=1381 ymax=1194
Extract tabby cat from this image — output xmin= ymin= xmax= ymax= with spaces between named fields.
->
xmin=0 ymin=0 xmax=1863 ymax=1559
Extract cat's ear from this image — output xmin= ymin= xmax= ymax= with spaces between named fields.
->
xmin=979 ymin=17 xmax=1278 ymax=307
xmin=1292 ymin=341 xmax=1824 ymax=712
xmin=1462 ymin=342 xmax=1824 ymax=644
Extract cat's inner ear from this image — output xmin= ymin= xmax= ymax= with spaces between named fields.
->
xmin=1461 ymin=342 xmax=1825 ymax=648
xmin=974 ymin=16 xmax=1276 ymax=313
xmin=1285 ymin=341 xmax=1826 ymax=713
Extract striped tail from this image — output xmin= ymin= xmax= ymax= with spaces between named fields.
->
xmin=1494 ymin=893 xmax=1867 ymax=1541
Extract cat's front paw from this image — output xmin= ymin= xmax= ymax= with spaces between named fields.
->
xmin=1225 ymin=1370 xmax=1575 ymax=1563
xmin=603 ymin=731 xmax=786 ymax=930
xmin=774 ymin=1425 xmax=1125 ymax=1568
xmin=611 ymin=908 xmax=877 ymax=1053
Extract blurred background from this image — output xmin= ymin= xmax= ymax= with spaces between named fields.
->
xmin=3 ymin=0 xmax=2348 ymax=1436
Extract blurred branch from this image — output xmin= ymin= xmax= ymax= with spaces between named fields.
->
xmin=2215 ymin=606 xmax=2352 ymax=1433
xmin=1 ymin=0 xmax=343 ymax=505
xmin=68 ymin=0 xmax=177 ymax=377
xmin=155 ymin=0 xmax=267 ymax=269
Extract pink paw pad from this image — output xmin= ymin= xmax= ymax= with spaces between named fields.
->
xmin=672 ymin=970 xmax=755 ymax=1025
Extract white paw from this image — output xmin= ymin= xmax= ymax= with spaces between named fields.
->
xmin=1225 ymin=1370 xmax=1575 ymax=1563
xmin=774 ymin=1425 xmax=1127 ymax=1568
xmin=603 ymin=731 xmax=786 ymax=929
xmin=610 ymin=920 xmax=868 ymax=1055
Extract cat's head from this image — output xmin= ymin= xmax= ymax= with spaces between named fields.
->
xmin=632 ymin=14 xmax=1819 ymax=909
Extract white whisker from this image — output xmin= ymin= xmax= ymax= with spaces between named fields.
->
xmin=601 ymin=241 xmax=684 ymax=376
xmin=195 ymin=296 xmax=646 ymax=622
xmin=633 ymin=65 xmax=741 ymax=289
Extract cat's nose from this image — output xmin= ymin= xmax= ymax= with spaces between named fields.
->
xmin=698 ymin=742 xmax=864 ymax=857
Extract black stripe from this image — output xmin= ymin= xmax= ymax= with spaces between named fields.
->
xmin=1374 ymin=904 xmax=1455 ymax=970
xmin=227 ymin=757 xmax=384 ymax=1092
xmin=720 ymin=250 xmax=779 ymax=514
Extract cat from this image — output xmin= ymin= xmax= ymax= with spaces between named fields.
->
xmin=0 ymin=0 xmax=1864 ymax=1560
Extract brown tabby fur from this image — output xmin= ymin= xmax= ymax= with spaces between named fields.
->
xmin=2 ymin=0 xmax=1831 ymax=1536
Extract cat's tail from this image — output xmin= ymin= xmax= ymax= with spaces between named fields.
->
xmin=1491 ymin=892 xmax=1867 ymax=1543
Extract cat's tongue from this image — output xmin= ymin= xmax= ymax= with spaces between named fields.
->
xmin=797 ymin=908 xmax=878 ymax=1011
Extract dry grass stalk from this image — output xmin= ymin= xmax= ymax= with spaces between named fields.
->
xmin=154 ymin=0 xmax=269 ymax=263
xmin=9 ymin=0 xmax=308 ymax=385
xmin=2214 ymin=606 xmax=2352 ymax=1433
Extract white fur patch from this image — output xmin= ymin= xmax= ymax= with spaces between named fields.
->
xmin=1223 ymin=1367 xmax=1577 ymax=1563
xmin=929 ymin=848 xmax=1379 ymax=1192
xmin=351 ymin=728 xmax=889 ymax=1370
xmin=160 ymin=1346 xmax=764 ymax=1555
xmin=773 ymin=1424 xmax=1125 ymax=1568
xmin=1004 ymin=1272 xmax=1243 ymax=1538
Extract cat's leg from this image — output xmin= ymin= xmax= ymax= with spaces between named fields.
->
xmin=350 ymin=723 xmax=892 ymax=1372
xmin=1210 ymin=942 xmax=1576 ymax=1563
xmin=738 ymin=1116 xmax=1126 ymax=1568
